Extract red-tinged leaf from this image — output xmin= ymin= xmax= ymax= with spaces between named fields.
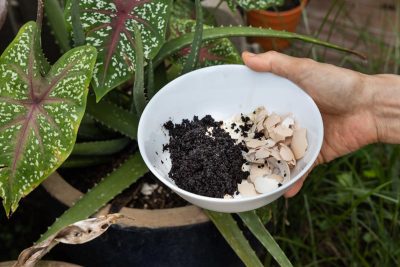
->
xmin=65 ymin=0 xmax=172 ymax=101
xmin=0 ymin=22 xmax=97 ymax=215
xmin=167 ymin=19 xmax=241 ymax=79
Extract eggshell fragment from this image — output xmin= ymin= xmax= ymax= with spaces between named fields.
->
xmin=255 ymin=147 xmax=270 ymax=159
xmin=264 ymin=113 xmax=281 ymax=129
xmin=254 ymin=176 xmax=279 ymax=193
xmin=267 ymin=158 xmax=290 ymax=182
xmin=291 ymin=128 xmax=308 ymax=159
xmin=281 ymin=116 xmax=295 ymax=128
xmin=279 ymin=144 xmax=295 ymax=162
xmin=238 ymin=180 xmax=258 ymax=196
xmin=249 ymin=164 xmax=271 ymax=182
xmin=246 ymin=139 xmax=269 ymax=149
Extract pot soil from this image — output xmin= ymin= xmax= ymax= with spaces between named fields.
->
xmin=246 ymin=0 xmax=307 ymax=51
xmin=42 ymin=172 xmax=253 ymax=267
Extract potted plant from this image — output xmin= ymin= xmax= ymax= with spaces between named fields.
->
xmin=246 ymin=0 xmax=308 ymax=51
xmin=0 ymin=0 xmax=361 ymax=266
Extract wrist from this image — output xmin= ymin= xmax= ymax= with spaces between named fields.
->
xmin=368 ymin=74 xmax=400 ymax=144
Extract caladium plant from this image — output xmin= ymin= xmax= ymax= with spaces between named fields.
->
xmin=167 ymin=18 xmax=241 ymax=79
xmin=0 ymin=21 xmax=97 ymax=215
xmin=227 ymin=0 xmax=284 ymax=10
xmin=64 ymin=0 xmax=172 ymax=101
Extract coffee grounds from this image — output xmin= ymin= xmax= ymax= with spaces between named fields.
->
xmin=163 ymin=115 xmax=249 ymax=198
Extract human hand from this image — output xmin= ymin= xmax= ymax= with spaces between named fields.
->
xmin=242 ymin=51 xmax=380 ymax=197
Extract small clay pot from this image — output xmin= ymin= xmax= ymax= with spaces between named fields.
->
xmin=246 ymin=0 xmax=307 ymax=51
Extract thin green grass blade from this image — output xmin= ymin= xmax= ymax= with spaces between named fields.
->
xmin=238 ymin=210 xmax=293 ymax=267
xmin=44 ymin=0 xmax=71 ymax=52
xmin=204 ymin=210 xmax=263 ymax=267
xmin=181 ymin=0 xmax=203 ymax=74
xmin=72 ymin=138 xmax=130 ymax=156
xmin=86 ymin=95 xmax=138 ymax=139
xmin=71 ymin=0 xmax=85 ymax=47
xmin=154 ymin=26 xmax=365 ymax=66
xmin=132 ymin=23 xmax=146 ymax=115
xmin=39 ymin=152 xmax=148 ymax=241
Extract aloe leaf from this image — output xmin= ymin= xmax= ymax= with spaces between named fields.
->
xmin=204 ymin=210 xmax=263 ymax=267
xmin=39 ymin=152 xmax=148 ymax=241
xmin=65 ymin=0 xmax=172 ymax=102
xmin=238 ymin=211 xmax=293 ymax=267
xmin=0 ymin=22 xmax=97 ymax=215
xmin=71 ymin=0 xmax=85 ymax=47
xmin=61 ymin=155 xmax=110 ymax=168
xmin=132 ymin=23 xmax=146 ymax=115
xmin=72 ymin=138 xmax=130 ymax=156
xmin=226 ymin=0 xmax=284 ymax=11
xmin=181 ymin=0 xmax=203 ymax=74
xmin=43 ymin=0 xmax=71 ymax=52
xmin=155 ymin=26 xmax=366 ymax=66
xmin=86 ymin=95 xmax=138 ymax=139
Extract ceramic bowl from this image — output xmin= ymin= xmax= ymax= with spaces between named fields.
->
xmin=138 ymin=65 xmax=323 ymax=212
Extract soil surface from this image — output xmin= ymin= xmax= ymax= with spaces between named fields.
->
xmin=60 ymin=144 xmax=188 ymax=210
xmin=163 ymin=115 xmax=249 ymax=198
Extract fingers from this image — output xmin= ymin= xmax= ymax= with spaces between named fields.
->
xmin=242 ymin=51 xmax=313 ymax=82
xmin=284 ymin=176 xmax=305 ymax=198
xmin=284 ymin=160 xmax=318 ymax=198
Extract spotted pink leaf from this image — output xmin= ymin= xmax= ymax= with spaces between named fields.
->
xmin=168 ymin=19 xmax=241 ymax=74
xmin=0 ymin=22 xmax=97 ymax=215
xmin=65 ymin=0 xmax=171 ymax=101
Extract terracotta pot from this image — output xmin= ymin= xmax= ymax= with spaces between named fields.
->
xmin=42 ymin=173 xmax=252 ymax=267
xmin=246 ymin=0 xmax=307 ymax=51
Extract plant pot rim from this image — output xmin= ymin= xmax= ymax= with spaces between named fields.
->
xmin=248 ymin=0 xmax=307 ymax=17
xmin=42 ymin=172 xmax=209 ymax=228
xmin=0 ymin=261 xmax=81 ymax=267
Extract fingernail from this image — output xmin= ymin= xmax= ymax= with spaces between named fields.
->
xmin=244 ymin=51 xmax=256 ymax=57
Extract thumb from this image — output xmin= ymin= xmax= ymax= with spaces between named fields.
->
xmin=242 ymin=51 xmax=312 ymax=85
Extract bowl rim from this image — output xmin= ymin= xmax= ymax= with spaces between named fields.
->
xmin=138 ymin=64 xmax=324 ymax=204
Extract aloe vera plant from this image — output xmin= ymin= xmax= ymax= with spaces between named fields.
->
xmin=1 ymin=0 xmax=366 ymax=265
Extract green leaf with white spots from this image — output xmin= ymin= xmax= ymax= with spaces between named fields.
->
xmin=167 ymin=19 xmax=241 ymax=79
xmin=226 ymin=0 xmax=284 ymax=10
xmin=64 ymin=0 xmax=172 ymax=102
xmin=0 ymin=21 xmax=97 ymax=216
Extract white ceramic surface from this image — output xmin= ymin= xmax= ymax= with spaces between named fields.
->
xmin=138 ymin=65 xmax=323 ymax=213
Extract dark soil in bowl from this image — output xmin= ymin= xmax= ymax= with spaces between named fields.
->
xmin=163 ymin=115 xmax=249 ymax=198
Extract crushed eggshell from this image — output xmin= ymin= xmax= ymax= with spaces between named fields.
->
xmin=291 ymin=128 xmax=308 ymax=159
xmin=238 ymin=180 xmax=258 ymax=196
xmin=141 ymin=183 xmax=159 ymax=196
xmin=254 ymin=176 xmax=280 ymax=194
xmin=221 ymin=106 xmax=308 ymax=198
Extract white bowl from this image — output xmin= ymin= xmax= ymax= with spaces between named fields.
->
xmin=138 ymin=65 xmax=323 ymax=213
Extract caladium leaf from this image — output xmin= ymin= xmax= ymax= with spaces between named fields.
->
xmin=226 ymin=0 xmax=284 ymax=10
xmin=167 ymin=19 xmax=241 ymax=79
xmin=65 ymin=0 xmax=172 ymax=102
xmin=171 ymin=0 xmax=216 ymax=26
xmin=0 ymin=21 xmax=97 ymax=215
